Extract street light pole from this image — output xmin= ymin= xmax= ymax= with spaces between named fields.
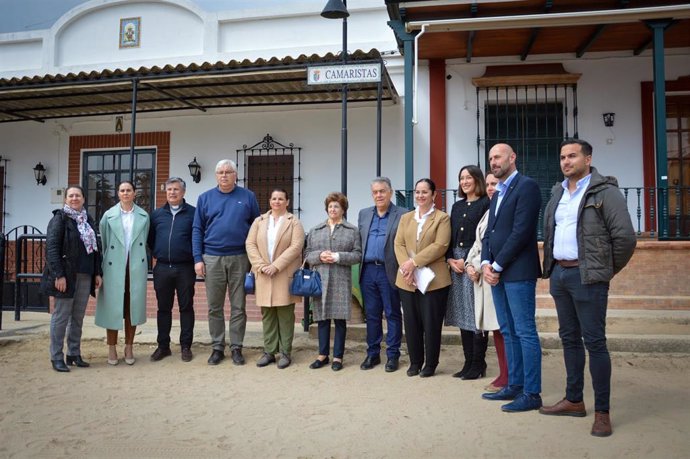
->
xmin=321 ymin=0 xmax=349 ymax=195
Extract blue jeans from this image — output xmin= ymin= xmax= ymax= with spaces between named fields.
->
xmin=550 ymin=265 xmax=611 ymax=411
xmin=491 ymin=279 xmax=541 ymax=395
xmin=317 ymin=319 xmax=347 ymax=359
xmin=361 ymin=263 xmax=402 ymax=359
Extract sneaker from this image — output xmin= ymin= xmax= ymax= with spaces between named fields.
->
xmin=256 ymin=352 xmax=276 ymax=367
xmin=277 ymin=353 xmax=291 ymax=369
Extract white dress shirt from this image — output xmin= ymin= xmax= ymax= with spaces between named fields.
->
xmin=120 ymin=204 xmax=134 ymax=258
xmin=267 ymin=214 xmax=284 ymax=263
xmin=553 ymin=174 xmax=592 ymax=261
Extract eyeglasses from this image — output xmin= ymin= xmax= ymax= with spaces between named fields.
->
xmin=215 ymin=170 xmax=236 ymax=175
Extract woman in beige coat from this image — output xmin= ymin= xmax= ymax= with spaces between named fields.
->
xmin=246 ymin=188 xmax=305 ymax=369
xmin=395 ymin=178 xmax=451 ymax=378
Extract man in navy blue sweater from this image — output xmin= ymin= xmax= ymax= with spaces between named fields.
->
xmin=193 ymin=159 xmax=260 ymax=366
xmin=148 ymin=177 xmax=196 ymax=362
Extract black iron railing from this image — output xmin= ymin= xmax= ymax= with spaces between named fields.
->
xmin=395 ymin=186 xmax=690 ymax=241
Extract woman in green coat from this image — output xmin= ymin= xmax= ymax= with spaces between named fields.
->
xmin=95 ymin=180 xmax=150 ymax=365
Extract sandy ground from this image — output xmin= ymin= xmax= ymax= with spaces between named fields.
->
xmin=0 ymin=315 xmax=689 ymax=458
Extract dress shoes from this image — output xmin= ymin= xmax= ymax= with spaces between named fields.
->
xmin=207 ymin=350 xmax=225 ymax=365
xmin=277 ymin=353 xmax=291 ymax=369
xmin=181 ymin=347 xmax=193 ymax=362
xmin=331 ymin=360 xmax=343 ymax=371
xmin=124 ymin=345 xmax=135 ymax=365
xmin=256 ymin=352 xmax=276 ymax=367
xmin=591 ymin=411 xmax=613 ymax=437
xmin=406 ymin=363 xmax=421 ymax=377
xmin=483 ymin=382 xmax=504 ymax=393
xmin=360 ymin=355 xmax=381 ymax=370
xmin=501 ymin=393 xmax=543 ymax=413
xmin=539 ymin=398 xmax=587 ymax=417
xmin=150 ymin=347 xmax=172 ymax=362
xmin=482 ymin=385 xmax=523 ymax=401
xmin=419 ymin=365 xmax=436 ymax=378
xmin=107 ymin=346 xmax=119 ymax=366
xmin=385 ymin=357 xmax=399 ymax=373
xmin=66 ymin=355 xmax=90 ymax=367
xmin=309 ymin=357 xmax=330 ymax=369
xmin=231 ymin=348 xmax=245 ymax=366
xmin=51 ymin=360 xmax=70 ymax=372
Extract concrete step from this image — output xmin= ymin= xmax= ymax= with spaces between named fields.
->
xmin=4 ymin=310 xmax=689 ymax=354
xmin=535 ymin=309 xmax=690 ymax=335
xmin=309 ymin=309 xmax=690 ymax=353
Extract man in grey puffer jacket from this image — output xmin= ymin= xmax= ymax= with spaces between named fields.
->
xmin=540 ymin=139 xmax=636 ymax=438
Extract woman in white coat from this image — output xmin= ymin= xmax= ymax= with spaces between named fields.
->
xmin=465 ymin=173 xmax=508 ymax=392
xmin=95 ymin=180 xmax=150 ymax=365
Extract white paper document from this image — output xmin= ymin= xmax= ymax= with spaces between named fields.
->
xmin=414 ymin=266 xmax=436 ymax=294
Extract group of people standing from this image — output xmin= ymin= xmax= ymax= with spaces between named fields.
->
xmin=42 ymin=139 xmax=636 ymax=437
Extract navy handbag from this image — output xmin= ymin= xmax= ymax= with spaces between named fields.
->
xmin=244 ymin=272 xmax=255 ymax=294
xmin=290 ymin=261 xmax=322 ymax=297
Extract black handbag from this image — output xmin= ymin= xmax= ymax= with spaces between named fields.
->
xmin=290 ymin=261 xmax=322 ymax=297
xmin=244 ymin=272 xmax=255 ymax=294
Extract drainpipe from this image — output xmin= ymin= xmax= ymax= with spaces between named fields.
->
xmin=129 ymin=78 xmax=138 ymax=180
xmin=388 ymin=20 xmax=418 ymax=201
xmin=412 ymin=24 xmax=428 ymax=125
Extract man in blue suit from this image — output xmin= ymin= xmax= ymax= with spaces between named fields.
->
xmin=358 ymin=177 xmax=404 ymax=372
xmin=480 ymin=143 xmax=543 ymax=412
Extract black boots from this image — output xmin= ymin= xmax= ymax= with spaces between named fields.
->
xmin=66 ymin=355 xmax=90 ymax=367
xmin=462 ymin=333 xmax=488 ymax=380
xmin=453 ymin=329 xmax=475 ymax=378
xmin=51 ymin=360 xmax=70 ymax=372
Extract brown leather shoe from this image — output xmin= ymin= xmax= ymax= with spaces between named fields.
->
xmin=539 ymin=398 xmax=587 ymax=417
xmin=591 ymin=411 xmax=613 ymax=437
xmin=181 ymin=347 xmax=193 ymax=362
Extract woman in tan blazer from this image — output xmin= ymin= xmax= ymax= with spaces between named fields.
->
xmin=246 ymin=188 xmax=305 ymax=369
xmin=395 ymin=178 xmax=451 ymax=378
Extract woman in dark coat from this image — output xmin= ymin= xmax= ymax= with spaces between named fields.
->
xmin=445 ymin=165 xmax=490 ymax=380
xmin=305 ymin=192 xmax=362 ymax=371
xmin=41 ymin=185 xmax=102 ymax=372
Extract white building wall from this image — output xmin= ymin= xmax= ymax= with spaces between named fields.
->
xmin=0 ymin=37 xmax=43 ymax=72
xmin=442 ymin=52 xmax=690 ymax=192
xmin=55 ymin=2 xmax=204 ymax=67
xmin=0 ymin=100 xmax=405 ymax=232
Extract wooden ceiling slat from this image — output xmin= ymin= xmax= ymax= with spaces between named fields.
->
xmin=393 ymin=0 xmax=690 ymax=60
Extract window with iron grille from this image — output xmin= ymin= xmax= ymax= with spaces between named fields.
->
xmin=477 ymin=84 xmax=578 ymax=237
xmin=81 ymin=149 xmax=156 ymax=228
xmin=236 ymin=135 xmax=301 ymax=216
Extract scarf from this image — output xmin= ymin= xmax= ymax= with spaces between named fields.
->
xmin=62 ymin=205 xmax=98 ymax=254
